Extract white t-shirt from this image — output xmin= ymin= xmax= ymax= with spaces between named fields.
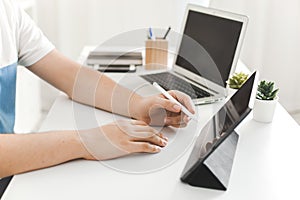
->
xmin=0 ymin=0 xmax=54 ymax=133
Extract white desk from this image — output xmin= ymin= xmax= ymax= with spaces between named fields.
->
xmin=3 ymin=75 xmax=300 ymax=199
xmin=3 ymin=58 xmax=300 ymax=199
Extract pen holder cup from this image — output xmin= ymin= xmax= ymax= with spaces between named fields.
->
xmin=145 ymin=39 xmax=168 ymax=70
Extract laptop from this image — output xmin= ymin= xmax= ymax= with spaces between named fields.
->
xmin=141 ymin=4 xmax=248 ymax=104
xmin=181 ymin=71 xmax=258 ymax=187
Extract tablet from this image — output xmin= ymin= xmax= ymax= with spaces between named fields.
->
xmin=181 ymin=71 xmax=258 ymax=182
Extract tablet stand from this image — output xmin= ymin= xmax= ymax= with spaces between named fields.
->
xmin=184 ymin=131 xmax=239 ymax=190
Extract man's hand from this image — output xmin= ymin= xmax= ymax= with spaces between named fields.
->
xmin=79 ymin=120 xmax=168 ymax=160
xmin=130 ymin=90 xmax=196 ymax=128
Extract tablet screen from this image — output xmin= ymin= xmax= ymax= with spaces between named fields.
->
xmin=181 ymin=72 xmax=256 ymax=177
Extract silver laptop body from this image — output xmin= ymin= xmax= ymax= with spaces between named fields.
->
xmin=142 ymin=4 xmax=248 ymax=105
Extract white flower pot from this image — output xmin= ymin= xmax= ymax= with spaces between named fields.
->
xmin=253 ymin=97 xmax=278 ymax=123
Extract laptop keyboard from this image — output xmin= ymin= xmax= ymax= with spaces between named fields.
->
xmin=141 ymin=72 xmax=212 ymax=99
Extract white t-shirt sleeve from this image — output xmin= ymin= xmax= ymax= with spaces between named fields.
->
xmin=15 ymin=2 xmax=55 ymax=67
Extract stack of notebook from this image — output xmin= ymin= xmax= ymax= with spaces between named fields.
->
xmin=86 ymin=47 xmax=142 ymax=72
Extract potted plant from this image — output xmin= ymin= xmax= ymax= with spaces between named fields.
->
xmin=228 ymin=72 xmax=249 ymax=89
xmin=253 ymin=80 xmax=279 ymax=123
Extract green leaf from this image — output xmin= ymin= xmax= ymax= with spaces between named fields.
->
xmin=256 ymin=80 xmax=279 ymax=100
xmin=228 ymin=72 xmax=249 ymax=89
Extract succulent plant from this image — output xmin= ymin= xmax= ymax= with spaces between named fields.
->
xmin=228 ymin=72 xmax=249 ymax=89
xmin=256 ymin=80 xmax=279 ymax=100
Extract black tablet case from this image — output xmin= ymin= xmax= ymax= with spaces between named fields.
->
xmin=181 ymin=131 xmax=239 ymax=190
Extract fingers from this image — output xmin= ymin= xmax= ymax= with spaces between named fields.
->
xmin=125 ymin=121 xmax=159 ymax=137
xmin=156 ymin=90 xmax=196 ymax=126
xmin=167 ymin=90 xmax=196 ymax=114
xmin=164 ymin=113 xmax=190 ymax=124
xmin=156 ymin=98 xmax=182 ymax=113
xmin=131 ymin=142 xmax=162 ymax=153
xmin=165 ymin=116 xmax=188 ymax=128
xmin=130 ymin=120 xmax=148 ymax=126
xmin=131 ymin=132 xmax=168 ymax=147
xmin=128 ymin=124 xmax=168 ymax=147
xmin=80 ymin=120 xmax=169 ymax=160
xmin=116 ymin=119 xmax=168 ymax=147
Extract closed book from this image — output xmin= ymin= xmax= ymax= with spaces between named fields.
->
xmin=89 ymin=51 xmax=142 ymax=58
xmin=87 ymin=47 xmax=142 ymax=65
xmin=86 ymin=58 xmax=142 ymax=65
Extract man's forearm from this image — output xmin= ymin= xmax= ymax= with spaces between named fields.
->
xmin=29 ymin=49 xmax=141 ymax=118
xmin=0 ymin=131 xmax=90 ymax=178
xmin=95 ymin=74 xmax=142 ymax=119
xmin=72 ymin=65 xmax=142 ymax=118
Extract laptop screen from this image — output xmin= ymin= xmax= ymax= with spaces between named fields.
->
xmin=181 ymin=72 xmax=256 ymax=178
xmin=175 ymin=10 xmax=243 ymax=87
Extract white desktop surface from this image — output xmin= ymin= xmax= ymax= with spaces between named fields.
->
xmin=3 ymin=69 xmax=300 ymax=199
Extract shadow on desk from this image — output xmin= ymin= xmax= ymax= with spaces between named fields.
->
xmin=0 ymin=176 xmax=13 ymax=199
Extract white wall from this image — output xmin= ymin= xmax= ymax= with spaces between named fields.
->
xmin=210 ymin=0 xmax=300 ymax=112
xmin=36 ymin=0 xmax=210 ymax=59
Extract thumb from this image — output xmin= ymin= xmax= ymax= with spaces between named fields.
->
xmin=156 ymin=97 xmax=181 ymax=113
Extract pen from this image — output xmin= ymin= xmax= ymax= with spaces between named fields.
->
xmin=149 ymin=27 xmax=155 ymax=40
xmin=163 ymin=26 xmax=171 ymax=39
xmin=152 ymin=82 xmax=197 ymax=121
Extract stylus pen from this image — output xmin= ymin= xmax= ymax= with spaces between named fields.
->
xmin=152 ymin=82 xmax=197 ymax=121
